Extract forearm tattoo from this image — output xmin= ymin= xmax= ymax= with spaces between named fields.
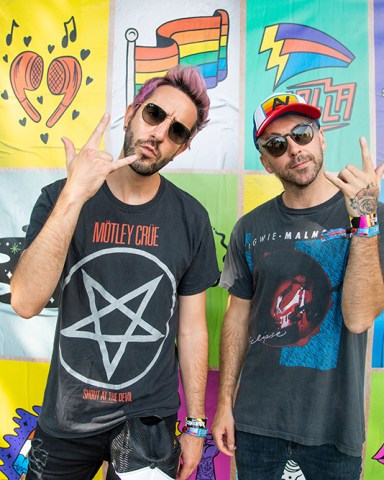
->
xmin=349 ymin=183 xmax=379 ymax=215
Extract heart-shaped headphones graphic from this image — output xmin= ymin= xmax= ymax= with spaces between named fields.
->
xmin=10 ymin=50 xmax=82 ymax=128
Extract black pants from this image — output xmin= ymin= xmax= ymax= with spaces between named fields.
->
xmin=26 ymin=415 xmax=179 ymax=480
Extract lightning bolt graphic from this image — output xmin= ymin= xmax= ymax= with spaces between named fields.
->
xmin=259 ymin=24 xmax=355 ymax=89
xmin=259 ymin=25 xmax=288 ymax=87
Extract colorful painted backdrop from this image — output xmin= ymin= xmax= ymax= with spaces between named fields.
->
xmin=1 ymin=1 xmax=383 ymax=479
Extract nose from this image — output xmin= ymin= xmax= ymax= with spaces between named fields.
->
xmin=150 ymin=118 xmax=172 ymax=142
xmin=286 ymin=135 xmax=302 ymax=156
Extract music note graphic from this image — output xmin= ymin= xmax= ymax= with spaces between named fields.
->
xmin=61 ymin=16 xmax=77 ymax=48
xmin=6 ymin=20 xmax=19 ymax=46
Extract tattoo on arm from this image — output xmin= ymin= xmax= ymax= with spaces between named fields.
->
xmin=349 ymin=183 xmax=379 ymax=215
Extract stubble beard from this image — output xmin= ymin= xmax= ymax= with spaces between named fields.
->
xmin=123 ymin=123 xmax=174 ymax=176
xmin=274 ymin=150 xmax=324 ymax=189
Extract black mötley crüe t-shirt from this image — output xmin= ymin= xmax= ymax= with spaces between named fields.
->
xmin=220 ymin=191 xmax=384 ymax=457
xmin=25 ymin=176 xmax=219 ymax=437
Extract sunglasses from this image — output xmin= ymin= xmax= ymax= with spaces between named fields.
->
xmin=257 ymin=123 xmax=315 ymax=157
xmin=141 ymin=103 xmax=192 ymax=145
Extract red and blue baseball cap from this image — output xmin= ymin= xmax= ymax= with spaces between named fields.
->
xmin=253 ymin=92 xmax=321 ymax=146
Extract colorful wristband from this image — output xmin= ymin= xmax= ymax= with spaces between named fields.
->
xmin=321 ymin=222 xmax=380 ymax=241
xmin=350 ymin=213 xmax=378 ymax=229
xmin=182 ymin=426 xmax=208 ymax=438
xmin=321 ymin=228 xmax=349 ymax=241
xmin=350 ymin=224 xmax=380 ymax=238
xmin=185 ymin=417 xmax=207 ymax=428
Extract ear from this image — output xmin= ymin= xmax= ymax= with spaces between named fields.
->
xmin=124 ymin=104 xmax=134 ymax=126
xmin=260 ymin=154 xmax=274 ymax=174
xmin=319 ymin=127 xmax=326 ymax=152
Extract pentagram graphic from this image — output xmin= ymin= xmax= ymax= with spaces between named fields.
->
xmin=59 ymin=247 xmax=177 ymax=389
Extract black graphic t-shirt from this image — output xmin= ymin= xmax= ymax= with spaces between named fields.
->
xmin=220 ymin=191 xmax=384 ymax=456
xmin=25 ymin=176 xmax=219 ymax=437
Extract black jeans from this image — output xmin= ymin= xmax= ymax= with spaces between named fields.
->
xmin=26 ymin=415 xmax=178 ymax=480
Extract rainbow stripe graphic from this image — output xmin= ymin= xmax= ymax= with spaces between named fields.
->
xmin=130 ymin=9 xmax=229 ymax=94
xmin=261 ymin=94 xmax=302 ymax=117
xmin=259 ymin=23 xmax=355 ymax=88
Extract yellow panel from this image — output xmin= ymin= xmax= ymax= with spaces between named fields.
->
xmin=243 ymin=174 xmax=283 ymax=214
xmin=0 ymin=0 xmax=110 ymax=168
xmin=0 ymin=359 xmax=103 ymax=479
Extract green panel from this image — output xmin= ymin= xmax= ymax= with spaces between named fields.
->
xmin=245 ymin=0 xmax=370 ymax=173
xmin=163 ymin=173 xmax=237 ymax=367
xmin=364 ymin=371 xmax=384 ymax=478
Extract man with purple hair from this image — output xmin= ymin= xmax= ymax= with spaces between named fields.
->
xmin=11 ymin=65 xmax=219 ymax=480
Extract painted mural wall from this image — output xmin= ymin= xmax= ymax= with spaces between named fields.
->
xmin=0 ymin=1 xmax=383 ymax=479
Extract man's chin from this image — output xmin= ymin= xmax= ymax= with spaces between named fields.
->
xmin=129 ymin=160 xmax=158 ymax=177
xmin=127 ymin=153 xmax=172 ymax=176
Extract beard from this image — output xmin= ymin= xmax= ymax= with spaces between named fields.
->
xmin=272 ymin=150 xmax=324 ymax=188
xmin=123 ymin=123 xmax=175 ymax=176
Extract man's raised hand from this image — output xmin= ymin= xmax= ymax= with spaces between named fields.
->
xmin=61 ymin=113 xmax=137 ymax=204
xmin=324 ymin=137 xmax=384 ymax=217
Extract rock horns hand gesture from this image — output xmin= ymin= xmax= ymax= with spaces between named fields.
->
xmin=324 ymin=137 xmax=384 ymax=217
xmin=61 ymin=113 xmax=137 ymax=205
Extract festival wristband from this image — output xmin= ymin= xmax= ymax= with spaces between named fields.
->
xmin=321 ymin=228 xmax=349 ymax=241
xmin=321 ymin=224 xmax=380 ymax=241
xmin=185 ymin=417 xmax=207 ymax=428
xmin=350 ymin=213 xmax=378 ymax=229
xmin=350 ymin=224 xmax=380 ymax=238
xmin=182 ymin=426 xmax=208 ymax=438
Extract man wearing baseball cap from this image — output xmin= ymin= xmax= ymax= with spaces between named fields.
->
xmin=212 ymin=92 xmax=384 ymax=479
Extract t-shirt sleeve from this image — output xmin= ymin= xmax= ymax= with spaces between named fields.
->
xmin=219 ymin=220 xmax=254 ymax=300
xmin=177 ymin=216 xmax=219 ymax=296
xmin=24 ymin=181 xmax=64 ymax=250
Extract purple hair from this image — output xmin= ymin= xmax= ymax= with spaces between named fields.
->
xmin=132 ymin=65 xmax=210 ymax=135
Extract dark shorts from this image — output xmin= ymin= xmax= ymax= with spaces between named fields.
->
xmin=235 ymin=431 xmax=362 ymax=480
xmin=26 ymin=415 xmax=180 ymax=480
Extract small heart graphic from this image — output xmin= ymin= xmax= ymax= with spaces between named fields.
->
xmin=80 ymin=49 xmax=90 ymax=60
xmin=86 ymin=76 xmax=93 ymax=85
xmin=24 ymin=36 xmax=32 ymax=46
xmin=3 ymin=54 xmax=8 ymax=62
xmin=19 ymin=117 xmax=26 ymax=126
xmin=48 ymin=44 xmax=55 ymax=53
xmin=40 ymin=133 xmax=48 ymax=144
xmin=72 ymin=110 xmax=80 ymax=120
xmin=37 ymin=96 xmax=43 ymax=104
xmin=1 ymin=90 xmax=8 ymax=100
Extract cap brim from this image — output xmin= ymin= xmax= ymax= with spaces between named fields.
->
xmin=256 ymin=104 xmax=321 ymax=138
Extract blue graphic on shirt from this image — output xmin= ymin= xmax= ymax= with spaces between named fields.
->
xmin=245 ymin=232 xmax=254 ymax=272
xmin=280 ymin=237 xmax=350 ymax=370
